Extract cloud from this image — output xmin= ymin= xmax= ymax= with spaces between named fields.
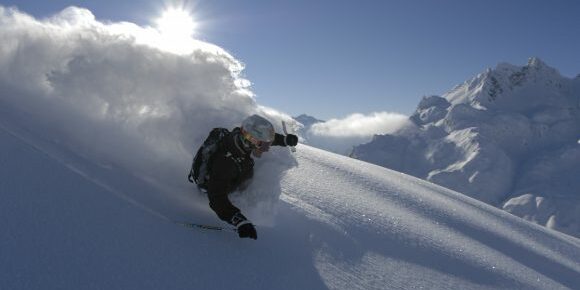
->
xmin=309 ymin=112 xmax=410 ymax=137
xmin=301 ymin=112 xmax=411 ymax=155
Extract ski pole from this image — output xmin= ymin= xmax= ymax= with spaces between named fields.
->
xmin=174 ymin=221 xmax=238 ymax=232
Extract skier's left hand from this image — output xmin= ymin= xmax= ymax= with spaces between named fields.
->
xmin=238 ymin=223 xmax=257 ymax=240
xmin=285 ymin=134 xmax=298 ymax=146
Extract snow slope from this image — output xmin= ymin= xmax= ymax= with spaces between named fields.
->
xmin=1 ymin=6 xmax=580 ymax=289
xmin=351 ymin=58 xmax=580 ymax=238
xmin=2 ymin=123 xmax=580 ymax=290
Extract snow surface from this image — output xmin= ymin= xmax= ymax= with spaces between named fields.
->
xmin=351 ymin=58 xmax=580 ymax=238
xmin=2 ymin=123 xmax=580 ymax=289
xmin=1 ymin=6 xmax=580 ymax=290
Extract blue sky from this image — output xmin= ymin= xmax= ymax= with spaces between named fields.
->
xmin=3 ymin=0 xmax=580 ymax=120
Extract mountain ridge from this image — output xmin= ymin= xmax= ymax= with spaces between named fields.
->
xmin=351 ymin=57 xmax=580 ymax=238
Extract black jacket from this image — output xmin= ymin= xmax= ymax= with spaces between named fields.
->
xmin=206 ymin=127 xmax=289 ymax=224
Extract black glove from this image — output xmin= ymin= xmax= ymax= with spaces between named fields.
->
xmin=231 ymin=212 xmax=257 ymax=240
xmin=285 ymin=134 xmax=298 ymax=146
xmin=237 ymin=222 xmax=257 ymax=240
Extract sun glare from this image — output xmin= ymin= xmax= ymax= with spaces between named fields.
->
xmin=155 ymin=7 xmax=197 ymax=39
xmin=148 ymin=6 xmax=200 ymax=54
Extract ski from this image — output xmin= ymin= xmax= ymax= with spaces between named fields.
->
xmin=174 ymin=221 xmax=237 ymax=232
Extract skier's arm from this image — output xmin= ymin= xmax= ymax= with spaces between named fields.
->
xmin=206 ymin=157 xmax=257 ymax=239
xmin=207 ymin=191 xmax=240 ymax=223
xmin=272 ymin=133 xmax=298 ymax=147
xmin=206 ymin=158 xmax=241 ymax=224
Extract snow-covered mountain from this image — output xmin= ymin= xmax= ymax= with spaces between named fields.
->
xmin=1 ymin=6 xmax=580 ymax=289
xmin=294 ymin=114 xmax=325 ymax=129
xmin=292 ymin=114 xmax=324 ymax=143
xmin=351 ymin=58 xmax=580 ymax=238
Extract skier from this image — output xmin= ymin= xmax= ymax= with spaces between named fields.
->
xmin=192 ymin=114 xmax=298 ymax=240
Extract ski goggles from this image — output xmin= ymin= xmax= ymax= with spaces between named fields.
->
xmin=241 ymin=130 xmax=272 ymax=151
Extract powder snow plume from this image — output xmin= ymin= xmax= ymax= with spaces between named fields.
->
xmin=0 ymin=5 xmax=292 ymax=194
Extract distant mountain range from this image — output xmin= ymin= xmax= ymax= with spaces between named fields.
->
xmin=347 ymin=58 xmax=580 ymax=238
xmin=292 ymin=114 xmax=324 ymax=140
xmin=294 ymin=114 xmax=325 ymax=129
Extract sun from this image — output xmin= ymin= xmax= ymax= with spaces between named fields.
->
xmin=155 ymin=7 xmax=197 ymax=39
xmin=149 ymin=5 xmax=200 ymax=54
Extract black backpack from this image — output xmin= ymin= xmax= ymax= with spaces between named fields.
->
xmin=188 ymin=128 xmax=231 ymax=189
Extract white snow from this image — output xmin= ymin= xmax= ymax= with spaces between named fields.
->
xmin=1 ymin=6 xmax=580 ymax=290
xmin=2 ymin=124 xmax=580 ymax=289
